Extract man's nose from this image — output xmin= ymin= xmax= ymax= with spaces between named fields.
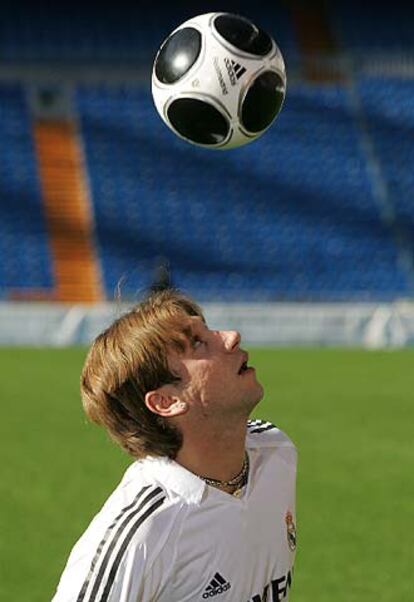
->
xmin=221 ymin=330 xmax=241 ymax=352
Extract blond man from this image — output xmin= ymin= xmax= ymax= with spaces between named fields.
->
xmin=52 ymin=289 xmax=297 ymax=602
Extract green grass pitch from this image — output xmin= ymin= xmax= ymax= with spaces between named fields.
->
xmin=0 ymin=347 xmax=413 ymax=601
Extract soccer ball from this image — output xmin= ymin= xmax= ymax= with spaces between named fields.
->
xmin=151 ymin=12 xmax=286 ymax=150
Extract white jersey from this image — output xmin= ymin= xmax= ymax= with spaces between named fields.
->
xmin=52 ymin=421 xmax=297 ymax=602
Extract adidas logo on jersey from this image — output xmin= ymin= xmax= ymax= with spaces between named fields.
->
xmin=224 ymin=57 xmax=247 ymax=85
xmin=202 ymin=572 xmax=231 ymax=598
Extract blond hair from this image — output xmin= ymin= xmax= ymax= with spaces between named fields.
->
xmin=81 ymin=288 xmax=203 ymax=459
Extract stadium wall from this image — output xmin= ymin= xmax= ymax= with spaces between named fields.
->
xmin=1 ymin=301 xmax=413 ymax=348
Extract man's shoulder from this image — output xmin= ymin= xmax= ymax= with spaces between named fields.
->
xmin=82 ymin=462 xmax=186 ymax=549
xmin=105 ymin=460 xmax=188 ymax=519
xmin=52 ymin=466 xmax=182 ymax=601
xmin=246 ymin=419 xmax=296 ymax=450
xmin=67 ymin=463 xmax=185 ymax=570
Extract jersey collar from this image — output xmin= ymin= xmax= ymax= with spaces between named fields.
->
xmin=141 ymin=455 xmax=206 ymax=505
xmin=134 ymin=427 xmax=293 ymax=504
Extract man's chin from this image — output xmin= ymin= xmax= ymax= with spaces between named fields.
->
xmin=246 ymin=383 xmax=265 ymax=409
xmin=255 ymin=386 xmax=265 ymax=405
xmin=254 ymin=377 xmax=265 ymax=400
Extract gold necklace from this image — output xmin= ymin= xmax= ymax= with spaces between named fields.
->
xmin=197 ymin=453 xmax=249 ymax=493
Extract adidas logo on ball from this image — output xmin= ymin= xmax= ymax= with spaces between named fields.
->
xmin=224 ymin=57 xmax=247 ymax=85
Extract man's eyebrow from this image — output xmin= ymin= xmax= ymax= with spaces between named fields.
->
xmin=190 ymin=314 xmax=206 ymax=325
xmin=189 ymin=315 xmax=207 ymax=329
xmin=182 ymin=318 xmax=208 ymax=339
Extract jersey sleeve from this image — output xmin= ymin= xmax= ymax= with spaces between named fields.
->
xmin=89 ymin=539 xmax=165 ymax=602
xmin=51 ymin=485 xmax=177 ymax=602
xmin=52 ymin=541 xmax=159 ymax=602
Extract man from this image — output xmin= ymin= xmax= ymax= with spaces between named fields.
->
xmin=53 ymin=288 xmax=297 ymax=601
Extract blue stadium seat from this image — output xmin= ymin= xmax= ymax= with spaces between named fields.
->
xmin=0 ymin=84 xmax=53 ymax=296
xmin=76 ymin=79 xmax=411 ymax=301
xmin=332 ymin=1 xmax=414 ymax=53
xmin=358 ymin=76 xmax=414 ymax=223
xmin=0 ymin=1 xmax=297 ymax=65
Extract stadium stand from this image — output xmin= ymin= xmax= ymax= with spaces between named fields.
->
xmin=333 ymin=1 xmax=414 ymax=53
xmin=0 ymin=1 xmax=297 ymax=65
xmin=0 ymin=83 xmax=53 ymax=297
xmin=0 ymin=1 xmax=413 ymax=303
xmin=76 ymin=82 xmax=409 ymax=301
xmin=358 ymin=76 xmax=414 ymax=224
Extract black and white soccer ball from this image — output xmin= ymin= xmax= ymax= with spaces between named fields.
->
xmin=151 ymin=12 xmax=286 ymax=150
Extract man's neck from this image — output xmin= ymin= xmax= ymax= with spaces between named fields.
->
xmin=174 ymin=419 xmax=248 ymax=483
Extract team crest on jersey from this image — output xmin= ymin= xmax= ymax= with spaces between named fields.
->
xmin=285 ymin=511 xmax=296 ymax=551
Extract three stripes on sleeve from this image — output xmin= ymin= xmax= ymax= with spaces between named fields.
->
xmin=76 ymin=485 xmax=166 ymax=602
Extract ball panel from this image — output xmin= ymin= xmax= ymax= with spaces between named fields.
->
xmin=213 ymin=14 xmax=273 ymax=57
xmin=155 ymin=27 xmax=202 ymax=84
xmin=167 ymin=98 xmax=230 ymax=145
xmin=241 ymin=71 xmax=285 ymax=133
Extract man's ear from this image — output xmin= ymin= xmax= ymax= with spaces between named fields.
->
xmin=145 ymin=389 xmax=188 ymax=418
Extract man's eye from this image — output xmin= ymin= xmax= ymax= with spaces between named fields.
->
xmin=193 ymin=337 xmax=205 ymax=349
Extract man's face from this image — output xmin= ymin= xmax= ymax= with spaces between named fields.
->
xmin=168 ymin=316 xmax=264 ymax=419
